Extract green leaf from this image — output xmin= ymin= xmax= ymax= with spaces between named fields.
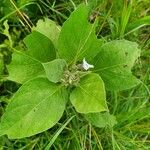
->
xmin=33 ymin=18 xmax=61 ymax=47
xmin=0 ymin=77 xmax=68 ymax=139
xmin=58 ymin=4 xmax=104 ymax=63
xmin=85 ymin=112 xmax=117 ymax=128
xmin=93 ymin=40 xmax=141 ymax=91
xmin=7 ymin=51 xmax=45 ymax=84
xmin=127 ymin=16 xmax=150 ymax=33
xmin=2 ymin=20 xmax=13 ymax=47
xmin=43 ymin=59 xmax=67 ymax=83
xmin=24 ymin=31 xmax=56 ymax=63
xmin=70 ymin=73 xmax=108 ymax=114
xmin=8 ymin=30 xmax=57 ymax=84
xmin=0 ymin=58 xmax=3 ymax=79
xmin=1 ymin=0 xmax=35 ymax=21
xmin=45 ymin=116 xmax=74 ymax=150
xmin=17 ymin=0 xmax=35 ymax=6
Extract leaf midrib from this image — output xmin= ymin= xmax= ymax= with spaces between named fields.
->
xmin=3 ymin=85 xmax=63 ymax=134
xmin=77 ymin=84 xmax=106 ymax=112
xmin=14 ymin=49 xmax=42 ymax=64
xmin=72 ymin=21 xmax=96 ymax=63
xmin=94 ymin=62 xmax=132 ymax=73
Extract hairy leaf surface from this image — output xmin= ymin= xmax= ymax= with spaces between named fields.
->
xmin=58 ymin=4 xmax=103 ymax=63
xmin=24 ymin=31 xmax=56 ymax=62
xmin=7 ymin=51 xmax=45 ymax=84
xmin=33 ymin=18 xmax=61 ymax=47
xmin=70 ymin=73 xmax=108 ymax=113
xmin=43 ymin=59 xmax=67 ymax=83
xmin=0 ymin=77 xmax=68 ymax=139
xmin=93 ymin=40 xmax=141 ymax=91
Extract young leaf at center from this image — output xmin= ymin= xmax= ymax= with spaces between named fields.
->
xmin=43 ymin=59 xmax=67 ymax=83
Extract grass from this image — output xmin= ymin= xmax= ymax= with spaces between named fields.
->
xmin=0 ymin=0 xmax=150 ymax=149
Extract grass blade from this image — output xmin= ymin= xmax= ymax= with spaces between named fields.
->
xmin=44 ymin=116 xmax=75 ymax=150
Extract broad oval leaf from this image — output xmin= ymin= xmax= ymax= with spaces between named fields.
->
xmin=24 ymin=31 xmax=56 ymax=62
xmin=43 ymin=59 xmax=67 ymax=83
xmin=7 ymin=51 xmax=45 ymax=84
xmin=0 ymin=77 xmax=68 ymax=139
xmin=93 ymin=40 xmax=141 ymax=91
xmin=85 ymin=112 xmax=117 ymax=128
xmin=70 ymin=73 xmax=108 ymax=114
xmin=33 ymin=18 xmax=61 ymax=47
xmin=58 ymin=4 xmax=104 ymax=63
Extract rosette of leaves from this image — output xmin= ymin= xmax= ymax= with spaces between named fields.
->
xmin=0 ymin=4 xmax=140 ymax=139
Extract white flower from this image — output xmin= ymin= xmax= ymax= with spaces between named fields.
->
xmin=82 ymin=58 xmax=94 ymax=70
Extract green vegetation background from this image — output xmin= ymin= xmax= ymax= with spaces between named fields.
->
xmin=0 ymin=0 xmax=149 ymax=149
